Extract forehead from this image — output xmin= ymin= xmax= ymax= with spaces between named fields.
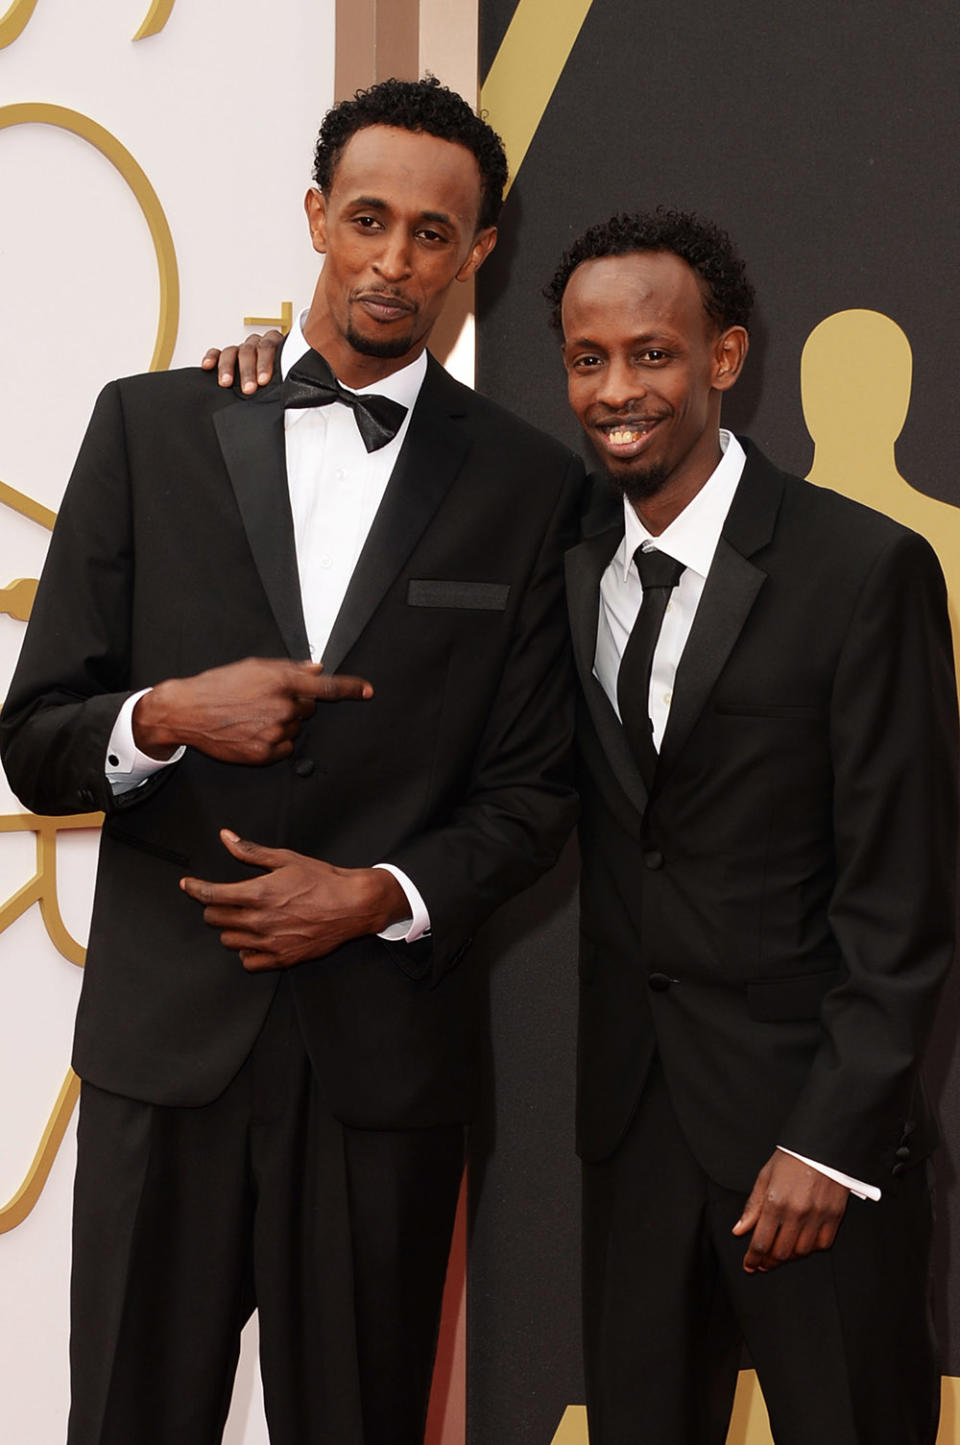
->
xmin=328 ymin=124 xmax=483 ymax=227
xmin=561 ymin=250 xmax=711 ymax=344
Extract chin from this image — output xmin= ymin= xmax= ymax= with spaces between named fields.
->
xmin=604 ymin=460 xmax=671 ymax=503
xmin=345 ymin=322 xmax=417 ymax=360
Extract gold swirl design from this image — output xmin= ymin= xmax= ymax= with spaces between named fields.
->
xmin=133 ymin=0 xmax=177 ymax=41
xmin=0 ymin=812 xmax=102 ymax=1234
xmin=0 ymin=0 xmax=176 ymax=48
xmin=0 ymin=104 xmax=179 ymax=1232
xmin=480 ymin=0 xmax=594 ymax=196
xmin=0 ymin=0 xmax=39 ymax=50
xmin=0 ymin=104 xmax=180 ymax=372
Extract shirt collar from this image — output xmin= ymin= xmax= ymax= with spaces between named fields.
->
xmin=282 ymin=307 xmax=428 ymax=410
xmin=618 ymin=430 xmax=747 ymax=582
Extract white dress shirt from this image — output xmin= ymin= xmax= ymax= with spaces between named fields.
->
xmin=105 ymin=311 xmax=430 ymax=941
xmin=594 ymin=430 xmax=879 ymax=1202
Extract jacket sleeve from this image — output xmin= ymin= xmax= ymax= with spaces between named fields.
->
xmin=385 ymin=453 xmax=585 ymax=982
xmin=778 ymin=528 xmax=958 ymax=1185
xmin=0 ymin=381 xmax=165 ymax=817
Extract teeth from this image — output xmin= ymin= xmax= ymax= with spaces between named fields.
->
xmin=608 ymin=428 xmax=644 ymax=445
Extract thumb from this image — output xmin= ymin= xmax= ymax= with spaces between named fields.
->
xmin=732 ymin=1173 xmax=767 ymax=1236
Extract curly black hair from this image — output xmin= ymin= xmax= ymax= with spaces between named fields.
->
xmin=544 ymin=208 xmax=754 ymax=336
xmin=312 ymin=76 xmax=507 ymax=232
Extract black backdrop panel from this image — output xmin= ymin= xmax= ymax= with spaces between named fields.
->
xmin=470 ymin=1 xmax=960 ymax=1440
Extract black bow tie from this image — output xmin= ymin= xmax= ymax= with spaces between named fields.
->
xmin=276 ymin=348 xmax=408 ymax=452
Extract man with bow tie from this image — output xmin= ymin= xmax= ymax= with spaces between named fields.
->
xmin=0 ymin=77 xmax=583 ymax=1445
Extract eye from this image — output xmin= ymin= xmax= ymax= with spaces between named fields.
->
xmin=353 ymin=214 xmax=382 ymax=230
xmin=416 ymin=227 xmax=449 ymax=245
xmin=571 ymin=353 xmax=603 ymax=370
xmin=638 ymin=348 xmax=669 ymax=363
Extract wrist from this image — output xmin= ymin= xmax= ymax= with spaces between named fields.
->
xmin=132 ymin=683 xmax=181 ymax=760
xmin=360 ymin=867 xmax=409 ymax=933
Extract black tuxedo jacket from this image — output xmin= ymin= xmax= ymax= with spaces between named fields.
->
xmin=0 ymin=357 xmax=584 ymax=1126
xmin=567 ymin=441 xmax=957 ymax=1193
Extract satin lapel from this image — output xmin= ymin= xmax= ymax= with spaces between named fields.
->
xmin=656 ymin=445 xmax=784 ymax=782
xmin=566 ymin=528 xmax=650 ymax=817
xmin=214 ymin=382 xmax=310 ymax=659
xmin=322 ymin=357 xmax=470 ymax=674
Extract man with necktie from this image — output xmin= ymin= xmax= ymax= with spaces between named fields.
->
xmin=553 ymin=209 xmax=957 ymax=1444
xmin=0 ymin=78 xmax=584 ymax=1445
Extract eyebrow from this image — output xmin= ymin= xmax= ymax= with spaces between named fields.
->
xmin=347 ymin=196 xmax=456 ymax=227
xmin=564 ymin=331 xmax=676 ymax=349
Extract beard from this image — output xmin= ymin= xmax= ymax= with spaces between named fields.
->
xmin=345 ymin=319 xmax=417 ymax=360
xmin=603 ymin=459 xmax=671 ymax=504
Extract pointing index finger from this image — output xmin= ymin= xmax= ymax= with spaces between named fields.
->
xmin=292 ymin=663 xmax=373 ymax=701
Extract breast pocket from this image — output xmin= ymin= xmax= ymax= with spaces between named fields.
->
xmin=407 ymin=579 xmax=510 ymax=611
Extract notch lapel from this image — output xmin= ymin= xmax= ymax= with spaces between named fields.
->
xmin=214 ymin=383 xmax=310 ymax=660
xmin=321 ymin=357 xmax=471 ymax=673
xmin=656 ymin=444 xmax=785 ymax=782
xmin=566 ymin=528 xmax=650 ymax=817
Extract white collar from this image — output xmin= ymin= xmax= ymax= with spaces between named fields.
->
xmin=618 ymin=430 xmax=747 ymax=581
xmin=282 ymin=307 xmax=428 ymax=410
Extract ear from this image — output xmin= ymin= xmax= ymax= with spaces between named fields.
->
xmin=304 ymin=188 xmax=327 ymax=256
xmin=713 ymin=326 xmax=749 ymax=392
xmin=455 ymin=226 xmax=498 ymax=283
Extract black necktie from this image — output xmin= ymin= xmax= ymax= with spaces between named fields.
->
xmin=617 ymin=547 xmax=686 ymax=786
xmin=276 ymin=348 xmax=408 ymax=453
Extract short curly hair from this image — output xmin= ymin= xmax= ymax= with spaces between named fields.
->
xmin=544 ymin=208 xmax=755 ymax=336
xmin=313 ymin=76 xmax=507 ymax=232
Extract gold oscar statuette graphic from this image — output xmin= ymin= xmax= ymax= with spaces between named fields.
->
xmin=803 ymin=308 xmax=960 ymax=675
xmin=0 ymin=0 xmax=177 ymax=48
xmin=1 ymin=101 xmax=179 ymax=1232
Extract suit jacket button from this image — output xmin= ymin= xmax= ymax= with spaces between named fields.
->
xmin=294 ymin=758 xmax=315 ymax=778
xmin=895 ymin=1145 xmax=911 ymax=1160
xmin=648 ymin=972 xmax=672 ymax=992
xmin=891 ymin=1161 xmax=907 ymax=1178
xmin=643 ymin=849 xmax=664 ymax=870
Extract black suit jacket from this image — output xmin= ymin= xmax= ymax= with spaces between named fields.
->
xmin=567 ymin=441 xmax=957 ymax=1193
xmin=0 ymin=357 xmax=584 ymax=1126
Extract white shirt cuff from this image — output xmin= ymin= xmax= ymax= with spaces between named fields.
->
xmin=106 ymin=689 xmax=185 ymax=794
xmin=373 ymin=863 xmax=431 ymax=942
xmin=777 ymin=1146 xmax=881 ymax=1202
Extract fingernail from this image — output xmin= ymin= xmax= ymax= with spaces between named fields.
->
xmin=242 ymin=380 xmax=256 ymax=394
xmin=222 ymin=829 xmax=239 ymax=842
xmin=258 ymin=370 xmax=270 ymax=383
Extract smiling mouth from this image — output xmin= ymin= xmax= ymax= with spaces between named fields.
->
xmin=595 ymin=417 xmax=663 ymax=455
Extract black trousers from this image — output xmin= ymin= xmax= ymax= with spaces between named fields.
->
xmin=582 ymin=1063 xmax=940 ymax=1445
xmin=67 ymin=981 xmax=464 ymax=1445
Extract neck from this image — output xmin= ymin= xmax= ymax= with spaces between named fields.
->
xmin=630 ymin=437 xmax=723 ymax=536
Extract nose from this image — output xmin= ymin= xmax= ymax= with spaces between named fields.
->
xmin=596 ymin=356 xmax=645 ymax=411
xmin=373 ymin=229 xmax=413 ymax=283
